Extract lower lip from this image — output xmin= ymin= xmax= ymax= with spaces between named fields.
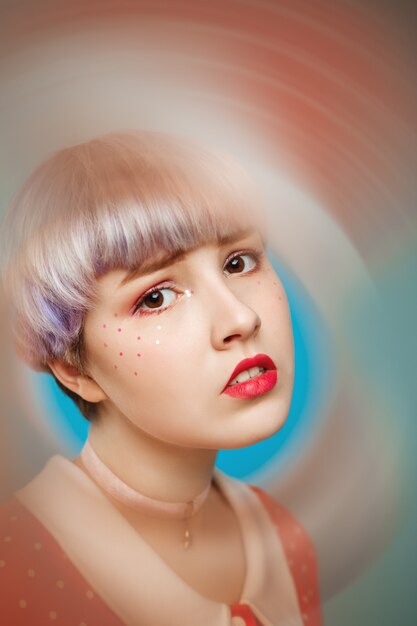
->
xmin=223 ymin=370 xmax=278 ymax=399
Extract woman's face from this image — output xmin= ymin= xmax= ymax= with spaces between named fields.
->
xmin=82 ymin=229 xmax=294 ymax=449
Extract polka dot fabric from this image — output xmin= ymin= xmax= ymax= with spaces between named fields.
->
xmin=0 ymin=490 xmax=322 ymax=625
xmin=0 ymin=498 xmax=122 ymax=626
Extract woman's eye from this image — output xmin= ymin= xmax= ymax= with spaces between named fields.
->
xmin=224 ymin=252 xmax=258 ymax=275
xmin=134 ymin=287 xmax=177 ymax=316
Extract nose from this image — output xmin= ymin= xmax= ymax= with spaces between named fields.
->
xmin=209 ymin=280 xmax=261 ymax=350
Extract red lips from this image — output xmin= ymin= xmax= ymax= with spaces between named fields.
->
xmin=222 ymin=353 xmax=278 ymax=400
xmin=223 ymin=353 xmax=277 ymax=390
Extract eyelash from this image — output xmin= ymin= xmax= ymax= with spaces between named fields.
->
xmin=132 ymin=248 xmax=262 ymax=317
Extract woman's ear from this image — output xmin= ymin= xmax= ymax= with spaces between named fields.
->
xmin=47 ymin=359 xmax=108 ymax=404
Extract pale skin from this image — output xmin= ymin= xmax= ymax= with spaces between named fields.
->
xmin=49 ymin=229 xmax=295 ymax=604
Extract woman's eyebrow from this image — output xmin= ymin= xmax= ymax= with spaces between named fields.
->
xmin=117 ymin=228 xmax=257 ymax=288
xmin=118 ymin=250 xmax=188 ymax=288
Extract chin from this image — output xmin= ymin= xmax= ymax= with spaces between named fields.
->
xmin=251 ymin=412 xmax=288 ymax=443
xmin=219 ymin=406 xmax=289 ymax=450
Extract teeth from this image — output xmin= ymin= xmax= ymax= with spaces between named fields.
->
xmin=229 ymin=366 xmax=266 ymax=387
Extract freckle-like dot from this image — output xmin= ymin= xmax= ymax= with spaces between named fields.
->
xmin=137 ymin=336 xmax=141 ymax=340
xmin=117 ymin=328 xmax=122 ymax=332
xmin=134 ymin=372 xmax=138 ymax=376
xmin=19 ymin=600 xmax=27 ymax=609
xmin=256 ymin=280 xmax=261 ymax=285
xmin=119 ymin=352 xmax=123 ymax=356
xmin=136 ymin=353 xmax=141 ymax=357
xmin=103 ymin=343 xmax=108 ymax=348
xmin=102 ymin=323 xmax=107 ymax=329
xmin=114 ymin=313 xmax=118 ymax=317
xmin=114 ymin=364 xmax=117 ymax=369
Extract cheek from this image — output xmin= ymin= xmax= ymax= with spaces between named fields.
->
xmin=95 ymin=319 xmax=194 ymax=382
xmin=258 ymin=279 xmax=292 ymax=334
xmin=272 ymin=278 xmax=284 ymax=301
xmin=89 ymin=323 xmax=143 ymax=378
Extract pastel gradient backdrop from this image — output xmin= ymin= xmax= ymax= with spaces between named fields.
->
xmin=0 ymin=1 xmax=415 ymax=624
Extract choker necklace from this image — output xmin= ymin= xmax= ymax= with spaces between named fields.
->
xmin=79 ymin=440 xmax=212 ymax=550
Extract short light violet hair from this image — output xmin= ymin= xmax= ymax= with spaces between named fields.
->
xmin=0 ymin=130 xmax=260 ymax=419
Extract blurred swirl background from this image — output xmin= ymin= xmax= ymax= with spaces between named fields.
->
xmin=0 ymin=1 xmax=416 ymax=624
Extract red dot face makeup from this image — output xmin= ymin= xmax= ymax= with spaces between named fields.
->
xmin=81 ymin=230 xmax=294 ymax=450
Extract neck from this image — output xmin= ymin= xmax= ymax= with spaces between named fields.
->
xmin=82 ymin=408 xmax=218 ymax=505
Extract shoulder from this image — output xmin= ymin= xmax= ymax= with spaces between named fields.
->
xmin=248 ymin=484 xmax=317 ymax=561
xmin=0 ymin=495 xmax=67 ymax=561
xmin=0 ymin=495 xmax=51 ymax=552
xmin=248 ymin=484 xmax=323 ymax=626
xmin=0 ymin=496 xmax=68 ymax=623
xmin=0 ymin=496 xmax=122 ymax=625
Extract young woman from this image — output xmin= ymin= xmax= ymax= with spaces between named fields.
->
xmin=0 ymin=131 xmax=322 ymax=625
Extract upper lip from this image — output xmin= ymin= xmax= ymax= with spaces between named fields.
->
xmin=223 ymin=353 xmax=277 ymax=390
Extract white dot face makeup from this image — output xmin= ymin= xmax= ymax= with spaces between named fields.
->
xmin=82 ymin=230 xmax=294 ymax=450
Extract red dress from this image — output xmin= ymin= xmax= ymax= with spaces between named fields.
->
xmin=0 ymin=457 xmax=322 ymax=626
